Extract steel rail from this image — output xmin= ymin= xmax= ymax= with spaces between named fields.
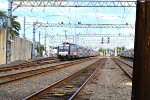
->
xmin=0 ymin=57 xmax=58 ymax=72
xmin=114 ymin=58 xmax=133 ymax=68
xmin=69 ymin=59 xmax=106 ymax=100
xmin=0 ymin=58 xmax=92 ymax=85
xmin=112 ymin=58 xmax=132 ymax=79
xmin=23 ymin=58 xmax=105 ymax=100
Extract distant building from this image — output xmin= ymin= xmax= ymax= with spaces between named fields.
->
xmin=48 ymin=46 xmax=57 ymax=57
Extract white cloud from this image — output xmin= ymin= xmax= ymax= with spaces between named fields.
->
xmin=56 ymin=11 xmax=123 ymax=21
xmin=89 ymin=13 xmax=120 ymax=20
xmin=0 ymin=2 xmax=8 ymax=11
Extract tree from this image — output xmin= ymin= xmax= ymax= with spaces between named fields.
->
xmin=11 ymin=16 xmax=21 ymax=36
xmin=98 ymin=48 xmax=103 ymax=52
xmin=36 ymin=42 xmax=44 ymax=57
xmin=0 ymin=11 xmax=6 ymax=17
xmin=0 ymin=10 xmax=21 ymax=36
xmin=117 ymin=47 xmax=122 ymax=56
xmin=121 ymin=46 xmax=126 ymax=51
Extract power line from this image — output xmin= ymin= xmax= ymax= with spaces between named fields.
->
xmin=27 ymin=22 xmax=135 ymax=28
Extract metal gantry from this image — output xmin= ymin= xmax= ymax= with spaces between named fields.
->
xmin=12 ymin=0 xmax=136 ymax=7
xmin=76 ymin=33 xmax=134 ymax=37
xmin=46 ymin=33 xmax=134 ymax=48
xmin=47 ymin=33 xmax=134 ymax=38
xmin=28 ymin=22 xmax=135 ymax=28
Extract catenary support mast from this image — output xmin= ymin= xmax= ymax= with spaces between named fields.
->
xmin=6 ymin=0 xmax=13 ymax=63
xmin=23 ymin=17 xmax=26 ymax=39
xmin=32 ymin=22 xmax=36 ymax=59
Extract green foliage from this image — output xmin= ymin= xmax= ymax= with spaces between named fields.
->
xmin=11 ymin=16 xmax=21 ymax=36
xmin=122 ymin=46 xmax=126 ymax=51
xmin=98 ymin=48 xmax=103 ymax=52
xmin=36 ymin=43 xmax=44 ymax=56
xmin=116 ymin=47 xmax=126 ymax=56
xmin=0 ymin=11 xmax=6 ymax=17
xmin=0 ymin=10 xmax=21 ymax=36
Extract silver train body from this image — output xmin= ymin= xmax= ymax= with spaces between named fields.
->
xmin=57 ymin=43 xmax=99 ymax=59
xmin=120 ymin=49 xmax=134 ymax=59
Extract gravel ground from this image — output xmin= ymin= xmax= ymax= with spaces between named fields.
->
xmin=0 ymin=58 xmax=99 ymax=100
xmin=117 ymin=57 xmax=133 ymax=67
xmin=79 ymin=57 xmax=132 ymax=100
xmin=0 ymin=57 xmax=57 ymax=68
xmin=0 ymin=60 xmax=73 ymax=76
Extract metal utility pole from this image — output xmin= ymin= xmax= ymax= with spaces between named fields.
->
xmin=44 ymin=32 xmax=47 ymax=57
xmin=23 ymin=17 xmax=26 ymax=39
xmin=115 ymin=48 xmax=117 ymax=56
xmin=74 ymin=34 xmax=77 ymax=44
xmin=75 ymin=34 xmax=79 ymax=45
xmin=39 ymin=31 xmax=41 ymax=57
xmin=132 ymin=0 xmax=150 ymax=100
xmin=73 ymin=35 xmax=74 ymax=44
xmin=32 ymin=22 xmax=36 ymax=59
xmin=64 ymin=30 xmax=67 ymax=43
xmin=75 ymin=8 xmax=77 ymax=45
xmin=6 ymin=0 xmax=12 ymax=63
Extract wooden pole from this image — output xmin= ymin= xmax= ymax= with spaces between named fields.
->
xmin=132 ymin=0 xmax=150 ymax=99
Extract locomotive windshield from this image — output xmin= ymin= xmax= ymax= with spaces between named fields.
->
xmin=59 ymin=46 xmax=69 ymax=52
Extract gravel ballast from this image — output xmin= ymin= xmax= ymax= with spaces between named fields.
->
xmin=0 ymin=57 xmax=132 ymax=100
xmin=117 ymin=57 xmax=133 ymax=67
xmin=0 ymin=58 xmax=99 ymax=100
xmin=78 ymin=58 xmax=132 ymax=100
xmin=0 ymin=60 xmax=71 ymax=76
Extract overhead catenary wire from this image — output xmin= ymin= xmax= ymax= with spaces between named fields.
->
xmin=10 ymin=0 xmax=136 ymax=49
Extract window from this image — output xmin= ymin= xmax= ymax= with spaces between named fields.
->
xmin=59 ymin=46 xmax=69 ymax=52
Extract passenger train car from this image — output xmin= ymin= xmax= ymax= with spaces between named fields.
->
xmin=57 ymin=42 xmax=99 ymax=60
xmin=120 ymin=49 xmax=134 ymax=59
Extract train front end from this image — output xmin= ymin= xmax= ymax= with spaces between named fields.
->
xmin=57 ymin=44 xmax=69 ymax=59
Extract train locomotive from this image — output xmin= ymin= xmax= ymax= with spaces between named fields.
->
xmin=57 ymin=42 xmax=99 ymax=60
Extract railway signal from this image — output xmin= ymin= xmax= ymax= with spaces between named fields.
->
xmin=101 ymin=38 xmax=104 ymax=44
xmin=107 ymin=37 xmax=110 ymax=43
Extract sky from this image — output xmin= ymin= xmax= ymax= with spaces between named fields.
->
xmin=0 ymin=0 xmax=136 ymax=50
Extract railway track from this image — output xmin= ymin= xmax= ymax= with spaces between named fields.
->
xmin=115 ymin=57 xmax=133 ymax=68
xmin=0 ymin=58 xmax=93 ymax=85
xmin=120 ymin=57 xmax=133 ymax=62
xmin=23 ymin=58 xmax=106 ymax=100
xmin=112 ymin=58 xmax=133 ymax=79
xmin=0 ymin=57 xmax=59 ymax=72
